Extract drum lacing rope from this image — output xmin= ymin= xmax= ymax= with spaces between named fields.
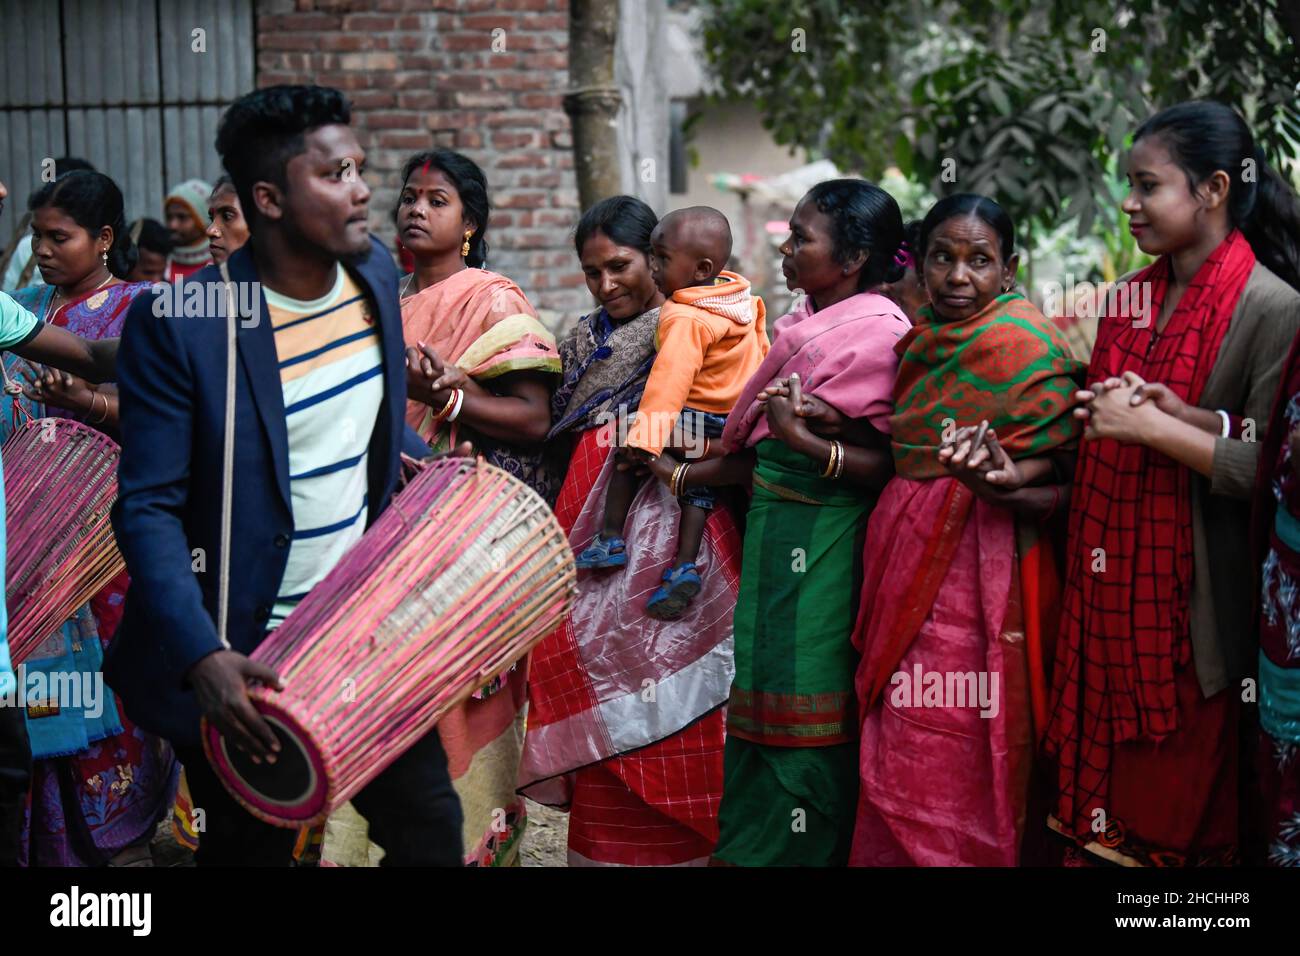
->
xmin=1 ymin=358 xmax=35 ymax=428
xmin=217 ymin=262 xmax=237 ymax=650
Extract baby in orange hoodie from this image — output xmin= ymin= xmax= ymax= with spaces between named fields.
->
xmin=575 ymin=206 xmax=768 ymax=619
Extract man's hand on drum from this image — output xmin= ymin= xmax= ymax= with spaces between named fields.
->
xmin=188 ymin=650 xmax=284 ymax=763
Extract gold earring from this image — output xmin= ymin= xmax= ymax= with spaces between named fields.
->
xmin=461 ymin=230 xmax=473 ymax=258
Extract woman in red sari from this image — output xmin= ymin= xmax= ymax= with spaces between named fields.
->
xmin=520 ymin=196 xmax=740 ymax=866
xmin=5 ymin=170 xmax=178 ymax=866
xmin=1046 ymin=101 xmax=1300 ymax=866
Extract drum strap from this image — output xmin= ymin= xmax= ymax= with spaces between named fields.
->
xmin=216 ymin=261 xmax=237 ymax=650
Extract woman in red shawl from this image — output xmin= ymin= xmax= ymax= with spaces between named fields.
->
xmin=1046 ymin=101 xmax=1300 ymax=866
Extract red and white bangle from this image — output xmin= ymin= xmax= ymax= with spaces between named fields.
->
xmin=447 ymin=388 xmax=465 ymax=423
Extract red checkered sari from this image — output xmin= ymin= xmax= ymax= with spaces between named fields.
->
xmin=1046 ymin=230 xmax=1255 ymax=842
xmin=521 ymin=305 xmax=741 ymax=864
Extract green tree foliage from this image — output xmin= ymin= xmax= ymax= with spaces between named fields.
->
xmin=698 ymin=0 xmax=1300 ymax=238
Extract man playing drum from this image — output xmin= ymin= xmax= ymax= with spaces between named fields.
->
xmin=105 ymin=86 xmax=464 ymax=865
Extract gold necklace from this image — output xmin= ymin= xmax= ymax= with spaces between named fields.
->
xmin=47 ymin=271 xmax=113 ymax=321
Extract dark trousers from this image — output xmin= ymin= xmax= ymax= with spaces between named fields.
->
xmin=0 ymin=697 xmax=31 ymax=866
xmin=175 ymin=725 xmax=464 ymax=866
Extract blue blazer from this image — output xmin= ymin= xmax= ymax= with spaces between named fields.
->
xmin=104 ymin=237 xmax=427 ymax=747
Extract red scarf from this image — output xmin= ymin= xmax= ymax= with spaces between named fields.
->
xmin=1045 ymin=230 xmax=1255 ymax=838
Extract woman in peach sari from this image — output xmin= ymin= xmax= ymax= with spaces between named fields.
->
xmin=396 ymin=150 xmax=559 ymax=865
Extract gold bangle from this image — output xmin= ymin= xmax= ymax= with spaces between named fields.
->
xmin=89 ymin=391 xmax=109 ymax=425
xmin=822 ymin=441 xmax=837 ymax=478
xmin=431 ymin=388 xmax=457 ymax=423
xmin=670 ymin=462 xmax=686 ymax=497
xmin=832 ymin=441 xmax=845 ymax=480
xmin=678 ymin=463 xmax=692 ymax=498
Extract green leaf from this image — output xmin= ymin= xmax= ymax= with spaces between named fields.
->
xmin=986 ymin=79 xmax=1012 ymax=116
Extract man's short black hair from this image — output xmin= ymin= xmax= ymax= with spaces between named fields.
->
xmin=214 ymin=85 xmax=351 ymax=226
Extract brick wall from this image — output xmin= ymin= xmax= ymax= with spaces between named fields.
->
xmin=255 ymin=0 xmax=589 ymax=326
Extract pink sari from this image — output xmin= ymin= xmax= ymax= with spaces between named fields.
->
xmin=850 ymin=479 xmax=1034 ymax=865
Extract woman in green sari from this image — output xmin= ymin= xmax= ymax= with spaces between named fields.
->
xmin=649 ymin=179 xmax=912 ymax=864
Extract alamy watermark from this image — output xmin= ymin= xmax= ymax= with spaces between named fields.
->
xmin=1040 ymin=276 xmax=1153 ymax=327
xmin=594 ymin=406 xmax=710 ymax=458
xmin=0 ymin=666 xmax=104 ymax=719
xmin=150 ymin=279 xmax=261 ymax=326
xmin=889 ymin=664 xmax=1000 ymax=719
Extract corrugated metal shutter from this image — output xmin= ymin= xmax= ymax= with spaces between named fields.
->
xmin=0 ymin=0 xmax=254 ymax=250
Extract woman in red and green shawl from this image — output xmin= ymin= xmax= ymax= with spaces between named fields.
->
xmin=1047 ymin=101 xmax=1300 ymax=867
xmin=5 ymin=170 xmax=178 ymax=866
xmin=850 ymin=193 xmax=1083 ymax=866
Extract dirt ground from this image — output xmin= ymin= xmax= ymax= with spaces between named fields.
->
xmin=150 ymin=796 xmax=569 ymax=867
xmin=519 ymin=798 xmax=568 ymax=867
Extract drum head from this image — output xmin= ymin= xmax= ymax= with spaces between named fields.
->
xmin=202 ymin=695 xmax=331 ymax=828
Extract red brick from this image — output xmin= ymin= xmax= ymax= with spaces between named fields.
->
xmin=318 ymin=34 xmax=372 ymax=51
xmin=519 ymin=93 xmax=563 ymax=110
xmin=456 ymin=92 xmax=513 ymax=109
xmin=258 ymin=31 xmax=320 ymax=50
xmin=398 ymin=91 xmax=442 ymax=109
xmin=521 ymin=51 xmax=567 ymax=70
xmin=350 ymin=90 xmax=399 ymax=109
xmin=378 ymin=131 xmax=434 ymax=149
xmin=313 ymin=72 xmax=372 ymax=90
xmin=423 ymin=112 xmax=476 ymax=130
xmin=341 ymin=14 xmax=400 ymax=31
xmin=492 ymin=72 xmax=554 ymax=91
xmin=277 ymin=12 xmax=343 ymax=31
xmin=520 ymin=13 xmax=569 ymax=31
xmin=441 ymin=33 xmax=490 ymax=52
xmin=457 ymin=130 xmax=483 ymax=149
xmin=519 ymin=171 xmax=564 ymax=188
xmin=491 ymin=131 xmax=542 ymax=149
xmin=495 ymin=190 xmax=548 ymax=208
xmin=436 ymin=73 xmax=489 ymax=92
xmin=339 ymin=52 xmax=400 ymax=70
xmin=484 ymin=111 xmax=544 ymax=128
xmin=396 ymin=53 xmax=452 ymax=70
xmin=496 ymin=153 xmax=548 ymax=170
xmin=461 ymin=14 xmax=517 ymax=30
xmin=367 ymin=111 xmax=422 ymax=129
xmin=536 ymin=208 xmax=576 ymax=227
xmin=510 ymin=231 xmax=554 ymax=249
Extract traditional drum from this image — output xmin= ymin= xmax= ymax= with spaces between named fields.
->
xmin=203 ymin=456 xmax=576 ymax=828
xmin=3 ymin=418 xmax=124 ymax=665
